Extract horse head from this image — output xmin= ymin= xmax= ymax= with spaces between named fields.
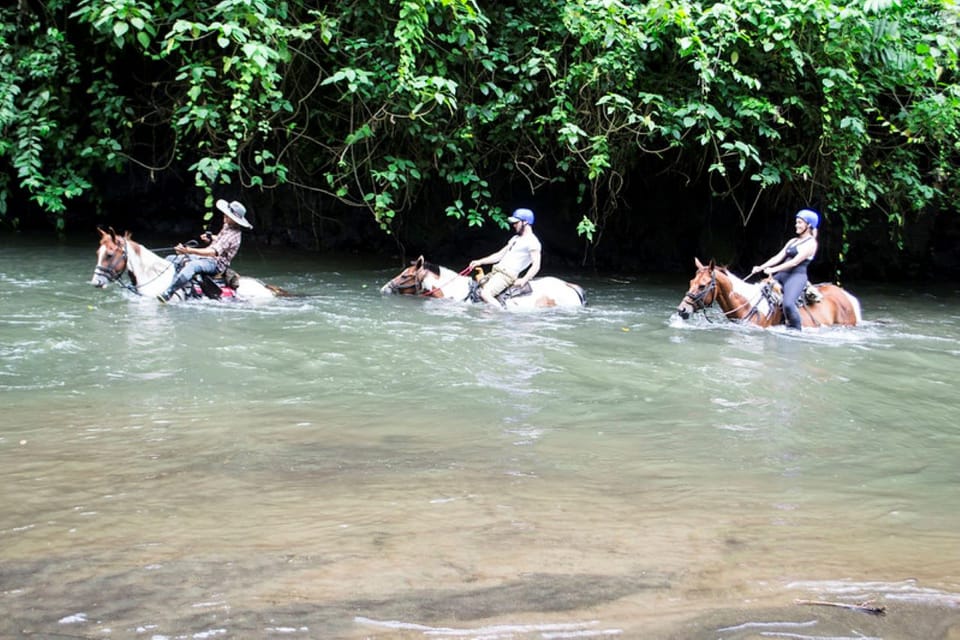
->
xmin=380 ymin=255 xmax=423 ymax=295
xmin=91 ymin=227 xmax=129 ymax=288
xmin=677 ymin=257 xmax=718 ymax=319
xmin=380 ymin=256 xmax=444 ymax=296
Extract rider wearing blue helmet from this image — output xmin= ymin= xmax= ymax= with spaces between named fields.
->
xmin=751 ymin=208 xmax=820 ymax=330
xmin=468 ymin=208 xmax=542 ymax=307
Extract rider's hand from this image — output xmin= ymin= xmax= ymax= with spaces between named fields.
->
xmin=201 ymin=232 xmax=213 ymax=244
xmin=750 ymin=265 xmax=761 ymax=275
xmin=468 ymin=260 xmax=479 ymax=269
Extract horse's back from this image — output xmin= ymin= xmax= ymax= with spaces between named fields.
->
xmin=814 ymin=283 xmax=861 ymax=326
xmin=236 ymin=276 xmax=288 ymax=299
xmin=525 ymin=276 xmax=586 ymax=308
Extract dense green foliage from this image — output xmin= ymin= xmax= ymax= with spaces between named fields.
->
xmin=2 ymin=0 xmax=958 ymax=258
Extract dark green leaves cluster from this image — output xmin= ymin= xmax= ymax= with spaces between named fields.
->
xmin=2 ymin=0 xmax=958 ymax=244
xmin=1 ymin=12 xmax=92 ymax=227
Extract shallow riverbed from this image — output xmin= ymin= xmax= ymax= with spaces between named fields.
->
xmin=2 ymin=237 xmax=959 ymax=639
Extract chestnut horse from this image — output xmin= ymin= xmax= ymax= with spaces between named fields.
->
xmin=676 ymin=258 xmax=861 ymax=328
xmin=90 ymin=228 xmax=285 ymax=301
xmin=380 ymin=256 xmax=586 ymax=309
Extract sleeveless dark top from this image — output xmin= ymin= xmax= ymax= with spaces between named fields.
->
xmin=784 ymin=237 xmax=815 ymax=268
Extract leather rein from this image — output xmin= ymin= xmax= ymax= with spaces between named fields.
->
xmin=95 ymin=237 xmax=173 ymax=295
xmin=684 ymin=268 xmax=768 ymax=323
xmin=95 ymin=238 xmax=140 ymax=294
xmin=386 ymin=265 xmax=472 ymax=299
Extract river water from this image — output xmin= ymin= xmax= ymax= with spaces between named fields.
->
xmin=1 ymin=235 xmax=959 ymax=640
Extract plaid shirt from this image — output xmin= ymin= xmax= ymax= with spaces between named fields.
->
xmin=210 ymin=225 xmax=242 ymax=272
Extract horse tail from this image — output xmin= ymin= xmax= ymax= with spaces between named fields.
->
xmin=265 ymin=284 xmax=294 ymax=297
xmin=566 ymin=282 xmax=587 ymax=306
xmin=821 ymin=284 xmax=862 ymax=325
xmin=843 ymin=290 xmax=862 ymax=324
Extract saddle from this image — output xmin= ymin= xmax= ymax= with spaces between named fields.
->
xmin=466 ymin=277 xmax=534 ymax=305
xmin=180 ymin=269 xmax=241 ymax=300
xmin=220 ymin=268 xmax=240 ymax=289
xmin=805 ymin=283 xmax=823 ymax=304
xmin=764 ymin=280 xmax=823 ymax=308
xmin=498 ymin=282 xmax=533 ymax=302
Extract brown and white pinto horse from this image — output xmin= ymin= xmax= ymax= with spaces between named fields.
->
xmin=90 ymin=228 xmax=285 ymax=301
xmin=380 ymin=256 xmax=586 ymax=310
xmin=676 ymin=258 xmax=861 ymax=328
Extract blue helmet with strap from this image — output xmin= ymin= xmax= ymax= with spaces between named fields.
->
xmin=508 ymin=208 xmax=535 ymax=225
xmin=796 ymin=208 xmax=819 ymax=229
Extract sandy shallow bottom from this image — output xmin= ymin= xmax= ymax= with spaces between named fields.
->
xmin=4 ymin=570 xmax=960 ymax=639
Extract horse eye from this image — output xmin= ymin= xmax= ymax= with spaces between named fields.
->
xmin=698 ymin=284 xmax=706 ymax=290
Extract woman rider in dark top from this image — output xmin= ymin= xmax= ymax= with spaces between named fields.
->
xmin=751 ymin=209 xmax=820 ymax=330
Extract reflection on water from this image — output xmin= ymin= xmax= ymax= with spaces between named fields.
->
xmin=1 ymin=238 xmax=959 ymax=639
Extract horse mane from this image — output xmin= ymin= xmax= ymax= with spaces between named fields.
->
xmin=421 ymin=260 xmax=442 ymax=276
xmin=127 ymin=234 xmax=142 ymax=257
xmin=120 ymin=233 xmax=170 ymax=280
xmin=713 ymin=265 xmax=743 ymax=283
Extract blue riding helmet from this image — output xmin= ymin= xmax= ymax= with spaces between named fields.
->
xmin=796 ymin=209 xmax=819 ymax=229
xmin=508 ymin=208 xmax=535 ymax=225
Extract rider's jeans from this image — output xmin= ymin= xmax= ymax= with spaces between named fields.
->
xmin=163 ymin=255 xmax=218 ymax=297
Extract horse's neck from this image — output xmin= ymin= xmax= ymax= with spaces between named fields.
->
xmin=428 ymin=266 xmax=471 ymax=299
xmin=127 ymin=241 xmax=171 ymax=282
xmin=716 ymin=271 xmax=761 ymax=318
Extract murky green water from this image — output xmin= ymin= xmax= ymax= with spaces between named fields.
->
xmin=2 ymin=236 xmax=959 ymax=639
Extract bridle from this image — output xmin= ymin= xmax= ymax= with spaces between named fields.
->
xmin=682 ymin=267 xmax=766 ymax=323
xmin=95 ymin=237 xmax=134 ymax=288
xmin=383 ymin=268 xmax=424 ymax=296
xmin=384 ymin=265 xmax=456 ymax=298
xmin=383 ymin=262 xmax=474 ymax=300
xmin=94 ymin=235 xmax=173 ymax=294
xmin=681 ymin=268 xmax=717 ymax=316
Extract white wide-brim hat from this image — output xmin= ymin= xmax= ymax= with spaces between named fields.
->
xmin=216 ymin=199 xmax=253 ymax=229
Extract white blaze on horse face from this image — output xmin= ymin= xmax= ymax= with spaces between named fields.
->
xmin=91 ymin=238 xmax=126 ymax=288
xmin=91 ymin=245 xmax=107 ymax=286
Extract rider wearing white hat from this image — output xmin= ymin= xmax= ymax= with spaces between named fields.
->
xmin=157 ymin=199 xmax=251 ymax=302
xmin=216 ymin=199 xmax=253 ymax=229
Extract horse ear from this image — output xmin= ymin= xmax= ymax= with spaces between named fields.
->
xmin=695 ymin=257 xmax=704 ymax=269
xmin=708 ymin=258 xmax=716 ymax=269
xmin=416 ymin=255 xmax=424 ymax=269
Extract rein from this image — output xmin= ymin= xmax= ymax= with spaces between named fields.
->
xmin=148 ymin=240 xmax=198 ymax=254
xmin=684 ymin=269 xmax=766 ymax=323
xmin=384 ymin=271 xmax=424 ymax=296
xmin=384 ymin=263 xmax=475 ymax=300
xmin=95 ymin=239 xmax=140 ymax=294
xmin=682 ymin=269 xmax=718 ymax=321
xmin=97 ymin=237 xmax=174 ymax=295
xmin=420 ymin=265 xmax=473 ymax=299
